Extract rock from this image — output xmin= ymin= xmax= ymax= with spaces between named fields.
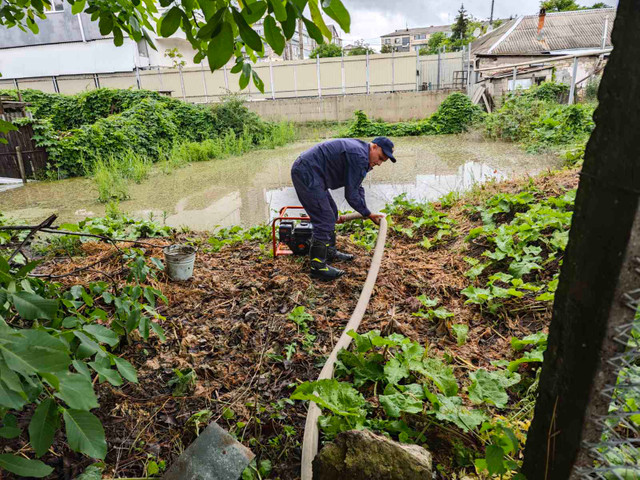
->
xmin=313 ymin=430 xmax=433 ymax=480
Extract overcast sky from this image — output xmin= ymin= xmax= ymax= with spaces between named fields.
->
xmin=339 ymin=0 xmax=617 ymax=47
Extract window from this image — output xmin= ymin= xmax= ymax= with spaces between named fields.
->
xmin=414 ymin=34 xmax=426 ymax=40
xmin=52 ymin=0 xmax=64 ymax=11
xmin=385 ymin=38 xmax=390 ymax=44
xmin=394 ymin=38 xmax=401 ymax=44
xmin=402 ymin=37 xmax=409 ymax=45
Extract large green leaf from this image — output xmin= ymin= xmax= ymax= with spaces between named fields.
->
xmin=302 ymin=17 xmax=323 ymax=44
xmin=0 ymin=413 xmax=21 ymax=439
xmin=280 ymin=2 xmax=297 ymax=39
xmin=0 ymin=379 xmax=27 ymax=409
xmin=322 ymin=0 xmax=350 ymax=33
xmin=207 ymin=21 xmax=234 ymax=70
xmin=268 ymin=0 xmax=287 ymax=22
xmin=29 ymin=399 xmax=60 ymax=457
xmin=82 ymin=324 xmax=119 ymax=347
xmin=11 ymin=292 xmax=58 ymax=320
xmin=264 ymin=15 xmax=285 ymax=55
xmin=159 ymin=6 xmax=183 ymax=37
xmin=241 ymin=0 xmax=267 ymax=24
xmin=307 ymin=0 xmax=331 ymax=40
xmin=428 ymin=393 xmax=487 ymax=432
xmin=114 ymin=357 xmax=138 ymax=383
xmin=291 ymin=379 xmax=368 ymax=418
xmin=89 ymin=357 xmax=123 ymax=386
xmin=468 ymin=369 xmax=511 ymax=409
xmin=0 ymin=356 xmax=24 ymax=393
xmin=0 ymin=454 xmax=53 ymax=477
xmin=379 ymin=386 xmax=423 ymax=418
xmin=57 ymin=373 xmax=99 ymax=410
xmin=232 ymin=7 xmax=262 ymax=51
xmin=415 ymin=358 xmax=459 ymax=397
xmin=1 ymin=330 xmax=70 ymax=375
xmin=63 ymin=409 xmax=106 ymax=459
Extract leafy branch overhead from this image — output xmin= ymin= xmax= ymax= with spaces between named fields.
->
xmin=0 ymin=0 xmax=350 ymax=92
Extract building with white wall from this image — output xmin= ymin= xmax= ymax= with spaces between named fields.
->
xmin=0 ymin=2 xmax=202 ymax=81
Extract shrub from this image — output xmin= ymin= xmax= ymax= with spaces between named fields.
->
xmin=343 ymin=93 xmax=483 ymax=138
xmin=484 ymin=82 xmax=595 ymax=152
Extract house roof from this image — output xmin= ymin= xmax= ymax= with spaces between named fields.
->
xmin=381 ymin=25 xmax=452 ymax=38
xmin=472 ymin=7 xmax=615 ymax=56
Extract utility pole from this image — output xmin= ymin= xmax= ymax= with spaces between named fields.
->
xmin=298 ymin=18 xmax=304 ymax=59
xmin=489 ymin=0 xmax=495 ymax=26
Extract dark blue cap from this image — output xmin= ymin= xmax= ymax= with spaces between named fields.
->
xmin=372 ymin=136 xmax=396 ymax=163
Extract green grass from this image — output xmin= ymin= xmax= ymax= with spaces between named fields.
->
xmin=93 ymin=157 xmax=129 ymax=203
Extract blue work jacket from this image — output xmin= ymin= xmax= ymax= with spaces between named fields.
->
xmin=297 ymin=138 xmax=372 ymax=218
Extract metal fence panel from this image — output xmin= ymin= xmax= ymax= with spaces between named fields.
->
xmin=3 ymin=50 xmax=468 ymax=102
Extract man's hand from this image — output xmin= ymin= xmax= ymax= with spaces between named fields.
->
xmin=337 ymin=214 xmax=347 ymax=224
xmin=368 ymin=213 xmax=385 ymax=226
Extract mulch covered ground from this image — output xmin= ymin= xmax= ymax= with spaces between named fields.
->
xmin=11 ymin=168 xmax=579 ymax=479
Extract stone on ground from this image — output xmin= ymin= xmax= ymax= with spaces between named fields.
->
xmin=312 ymin=429 xmax=433 ymax=480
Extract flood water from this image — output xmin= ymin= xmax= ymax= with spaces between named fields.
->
xmin=0 ymin=134 xmax=560 ymax=231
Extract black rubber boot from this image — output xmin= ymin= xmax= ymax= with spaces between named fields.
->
xmin=327 ymin=232 xmax=355 ymax=263
xmin=309 ymin=237 xmax=344 ymax=281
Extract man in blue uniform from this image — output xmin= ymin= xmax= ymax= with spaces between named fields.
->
xmin=291 ymin=136 xmax=396 ymax=281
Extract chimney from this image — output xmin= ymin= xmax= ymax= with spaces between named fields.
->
xmin=537 ymin=8 xmax=546 ymax=35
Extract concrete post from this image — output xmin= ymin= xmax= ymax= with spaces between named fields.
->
xmin=365 ymin=51 xmax=370 ymax=94
xmin=316 ymin=56 xmax=322 ymax=98
xmin=416 ymin=48 xmax=420 ymax=92
xmin=15 ymin=146 xmax=26 ymax=184
xmin=223 ymin=65 xmax=229 ymax=91
xmin=341 ymin=50 xmax=346 ymax=95
xmin=13 ymin=79 xmax=22 ymax=103
xmin=178 ymin=66 xmax=186 ymax=101
xmin=391 ymin=49 xmax=395 ymax=92
xmin=269 ymin=60 xmax=276 ymax=100
xmin=568 ymin=56 xmax=578 ymax=104
xmin=467 ymin=44 xmax=472 ymax=92
xmin=200 ymin=64 xmax=209 ymax=103
xmin=601 ymin=16 xmax=609 ymax=50
xmin=135 ymin=64 xmax=141 ymax=89
xmin=512 ymin=66 xmax=517 ymax=90
xmin=437 ymin=49 xmax=441 ymax=90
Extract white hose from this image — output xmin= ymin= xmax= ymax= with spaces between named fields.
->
xmin=300 ymin=213 xmax=389 ymax=480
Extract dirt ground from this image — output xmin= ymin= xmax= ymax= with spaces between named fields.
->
xmin=10 ymin=168 xmax=579 ymax=480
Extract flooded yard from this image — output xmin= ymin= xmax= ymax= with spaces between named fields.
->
xmin=0 ymin=134 xmax=560 ymax=230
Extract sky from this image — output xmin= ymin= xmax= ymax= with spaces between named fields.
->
xmin=339 ymin=0 xmax=617 ymax=48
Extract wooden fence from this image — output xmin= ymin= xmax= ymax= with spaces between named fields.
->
xmin=0 ymin=124 xmax=49 ymax=179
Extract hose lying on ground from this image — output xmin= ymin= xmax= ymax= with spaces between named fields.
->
xmin=300 ymin=212 xmax=389 ymax=480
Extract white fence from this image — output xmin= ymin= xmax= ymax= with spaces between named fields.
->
xmin=0 ymin=48 xmax=470 ymax=103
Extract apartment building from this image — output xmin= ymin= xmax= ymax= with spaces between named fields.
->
xmin=380 ymin=25 xmax=452 ymax=53
xmin=255 ymin=21 xmax=342 ymax=61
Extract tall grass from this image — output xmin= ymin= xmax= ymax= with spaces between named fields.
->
xmin=93 ymin=151 xmax=151 ymax=203
xmin=167 ymin=122 xmax=295 ymax=167
xmin=94 ymin=158 xmax=129 ymax=203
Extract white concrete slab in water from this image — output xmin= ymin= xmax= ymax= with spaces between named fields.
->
xmin=0 ymin=178 xmax=25 ymax=193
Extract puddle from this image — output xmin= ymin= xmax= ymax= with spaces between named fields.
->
xmin=0 ymin=134 xmax=560 ymax=230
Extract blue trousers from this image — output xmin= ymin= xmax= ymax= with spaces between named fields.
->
xmin=291 ymin=158 xmax=337 ymax=242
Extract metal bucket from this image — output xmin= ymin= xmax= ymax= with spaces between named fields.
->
xmin=163 ymin=244 xmax=197 ymax=281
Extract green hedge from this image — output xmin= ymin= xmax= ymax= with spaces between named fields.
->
xmin=342 ymin=92 xmax=484 ymax=137
xmin=484 ymin=82 xmax=594 ymax=151
xmin=5 ymin=89 xmax=281 ymax=178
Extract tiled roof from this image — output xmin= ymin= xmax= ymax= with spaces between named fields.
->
xmin=381 ymin=25 xmax=452 ymax=38
xmin=472 ymin=8 xmax=615 ymax=55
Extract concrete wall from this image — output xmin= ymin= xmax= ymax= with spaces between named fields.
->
xmin=245 ymin=90 xmax=456 ymax=123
